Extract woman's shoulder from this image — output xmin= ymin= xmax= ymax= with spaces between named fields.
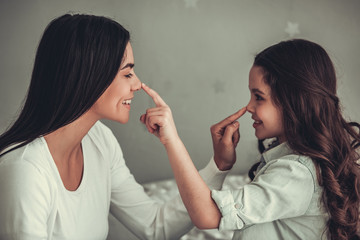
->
xmin=86 ymin=121 xmax=123 ymax=158
xmin=89 ymin=120 xmax=112 ymax=135
xmin=87 ymin=121 xmax=117 ymax=143
xmin=0 ymin=138 xmax=54 ymax=193
xmin=0 ymin=138 xmax=52 ymax=173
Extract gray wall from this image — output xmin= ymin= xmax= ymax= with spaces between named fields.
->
xmin=1 ymin=0 xmax=359 ymax=183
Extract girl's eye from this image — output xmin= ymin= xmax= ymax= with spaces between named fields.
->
xmin=255 ymin=94 xmax=264 ymax=101
xmin=125 ymin=73 xmax=133 ymax=78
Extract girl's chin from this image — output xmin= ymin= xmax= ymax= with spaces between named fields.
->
xmin=255 ymin=132 xmax=263 ymax=139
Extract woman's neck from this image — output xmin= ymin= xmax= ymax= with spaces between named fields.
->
xmin=44 ymin=111 xmax=98 ymax=162
xmin=43 ymin=111 xmax=99 ymax=191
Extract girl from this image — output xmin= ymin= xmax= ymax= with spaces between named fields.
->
xmin=141 ymin=39 xmax=360 ymax=239
xmin=0 ymin=14 xmax=230 ymax=239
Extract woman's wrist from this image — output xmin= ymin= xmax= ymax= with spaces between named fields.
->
xmin=162 ymin=134 xmax=182 ymax=149
xmin=214 ymin=156 xmax=234 ymax=171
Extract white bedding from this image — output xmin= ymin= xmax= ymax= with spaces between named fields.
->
xmin=107 ymin=174 xmax=250 ymax=240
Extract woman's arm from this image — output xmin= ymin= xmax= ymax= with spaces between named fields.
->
xmin=105 ymin=118 xmax=228 ymax=239
xmin=140 ymin=83 xmax=246 ymax=229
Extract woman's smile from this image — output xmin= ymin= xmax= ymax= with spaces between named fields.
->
xmin=122 ymin=98 xmax=132 ymax=110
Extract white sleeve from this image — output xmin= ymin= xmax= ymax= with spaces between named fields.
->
xmin=0 ymin=160 xmax=52 ymax=240
xmin=107 ymin=135 xmax=228 ymax=240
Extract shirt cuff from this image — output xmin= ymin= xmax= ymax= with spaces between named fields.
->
xmin=199 ymin=157 xmax=230 ymax=190
xmin=211 ymin=189 xmax=245 ymax=231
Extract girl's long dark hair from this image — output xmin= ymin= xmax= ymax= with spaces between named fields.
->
xmin=250 ymin=39 xmax=360 ymax=240
xmin=0 ymin=14 xmax=130 ymax=156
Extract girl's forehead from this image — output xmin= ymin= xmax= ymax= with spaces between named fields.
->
xmin=249 ymin=66 xmax=271 ymax=94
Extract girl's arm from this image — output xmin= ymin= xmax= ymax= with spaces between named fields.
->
xmin=140 ymin=83 xmax=245 ymax=229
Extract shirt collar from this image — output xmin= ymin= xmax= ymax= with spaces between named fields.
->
xmin=262 ymin=142 xmax=294 ymax=163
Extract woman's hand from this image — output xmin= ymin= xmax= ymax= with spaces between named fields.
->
xmin=140 ymin=83 xmax=179 ymax=146
xmin=210 ymin=108 xmax=247 ymax=171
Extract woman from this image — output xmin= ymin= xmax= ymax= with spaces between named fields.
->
xmin=0 ymin=14 xmax=232 ymax=240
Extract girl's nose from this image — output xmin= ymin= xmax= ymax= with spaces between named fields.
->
xmin=246 ymin=100 xmax=255 ymax=113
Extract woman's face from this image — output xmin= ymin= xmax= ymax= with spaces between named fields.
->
xmin=246 ymin=65 xmax=285 ymax=142
xmin=91 ymin=43 xmax=141 ymax=123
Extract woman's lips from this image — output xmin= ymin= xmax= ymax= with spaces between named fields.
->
xmin=122 ymin=99 xmax=132 ymax=110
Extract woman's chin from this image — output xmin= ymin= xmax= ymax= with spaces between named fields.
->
xmin=105 ymin=115 xmax=129 ymax=124
xmin=117 ymin=118 xmax=129 ymax=124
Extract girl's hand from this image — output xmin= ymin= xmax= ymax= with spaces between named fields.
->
xmin=210 ymin=108 xmax=247 ymax=171
xmin=140 ymin=83 xmax=179 ymax=146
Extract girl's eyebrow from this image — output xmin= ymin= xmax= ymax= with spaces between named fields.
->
xmin=120 ymin=63 xmax=135 ymax=70
xmin=251 ymin=88 xmax=265 ymax=95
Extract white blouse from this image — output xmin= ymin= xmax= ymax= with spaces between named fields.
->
xmin=0 ymin=121 xmax=228 ymax=240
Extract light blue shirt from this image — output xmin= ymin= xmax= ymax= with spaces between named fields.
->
xmin=212 ymin=142 xmax=328 ymax=240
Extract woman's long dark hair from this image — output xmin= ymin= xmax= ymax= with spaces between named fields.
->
xmin=0 ymin=14 xmax=130 ymax=156
xmin=249 ymin=39 xmax=360 ymax=240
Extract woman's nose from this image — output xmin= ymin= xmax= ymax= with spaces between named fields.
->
xmin=132 ymin=74 xmax=141 ymax=91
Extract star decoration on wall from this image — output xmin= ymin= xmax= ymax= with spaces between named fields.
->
xmin=184 ymin=0 xmax=199 ymax=8
xmin=284 ymin=21 xmax=300 ymax=38
xmin=213 ymin=80 xmax=225 ymax=94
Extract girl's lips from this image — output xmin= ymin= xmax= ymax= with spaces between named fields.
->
xmin=253 ymin=120 xmax=263 ymax=128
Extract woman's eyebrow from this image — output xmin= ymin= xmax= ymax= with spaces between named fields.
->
xmin=120 ymin=63 xmax=135 ymax=70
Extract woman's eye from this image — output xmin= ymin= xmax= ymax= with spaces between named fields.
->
xmin=125 ymin=73 xmax=133 ymax=78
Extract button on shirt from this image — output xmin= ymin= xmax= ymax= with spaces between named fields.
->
xmin=212 ymin=142 xmax=328 ymax=240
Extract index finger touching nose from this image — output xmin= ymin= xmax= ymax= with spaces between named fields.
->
xmin=219 ymin=107 xmax=247 ymax=127
xmin=141 ymin=83 xmax=167 ymax=107
xmin=232 ymin=107 xmax=247 ymax=119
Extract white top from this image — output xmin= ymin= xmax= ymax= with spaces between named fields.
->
xmin=212 ymin=142 xmax=328 ymax=240
xmin=0 ymin=121 xmax=228 ymax=240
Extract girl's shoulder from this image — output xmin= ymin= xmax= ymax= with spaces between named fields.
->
xmin=266 ymin=153 xmax=318 ymax=191
xmin=261 ymin=143 xmax=318 ymax=187
xmin=276 ymin=152 xmax=314 ymax=169
xmin=263 ymin=142 xmax=316 ymax=174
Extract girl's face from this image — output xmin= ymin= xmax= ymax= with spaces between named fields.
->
xmin=246 ymin=65 xmax=285 ymax=143
xmin=91 ymin=43 xmax=141 ymax=123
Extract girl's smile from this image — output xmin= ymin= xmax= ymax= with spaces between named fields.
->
xmin=251 ymin=116 xmax=263 ymax=129
xmin=246 ymin=66 xmax=285 ymax=142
